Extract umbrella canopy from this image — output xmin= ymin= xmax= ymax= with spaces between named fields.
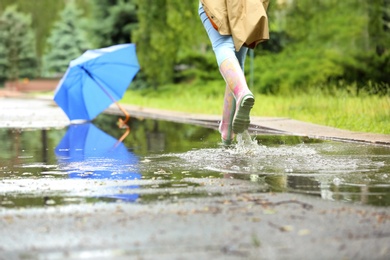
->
xmin=56 ymin=123 xmax=141 ymax=201
xmin=54 ymin=43 xmax=140 ymax=121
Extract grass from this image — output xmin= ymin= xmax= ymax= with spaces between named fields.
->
xmin=121 ymin=81 xmax=390 ymax=135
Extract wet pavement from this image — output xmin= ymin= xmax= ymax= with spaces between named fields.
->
xmin=0 ymin=97 xmax=69 ymax=129
xmin=2 ymin=193 xmax=389 ymax=259
xmin=1 ymin=97 xmax=390 ymax=260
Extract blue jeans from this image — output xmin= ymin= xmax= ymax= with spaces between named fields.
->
xmin=198 ymin=3 xmax=248 ymax=70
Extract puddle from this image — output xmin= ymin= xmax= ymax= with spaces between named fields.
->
xmin=1 ymin=114 xmax=389 ymax=208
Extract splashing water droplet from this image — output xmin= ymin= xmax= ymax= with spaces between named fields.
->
xmin=333 ymin=177 xmax=341 ymax=186
xmin=232 ymin=131 xmax=264 ymax=156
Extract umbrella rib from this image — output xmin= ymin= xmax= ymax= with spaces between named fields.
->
xmin=87 ymin=66 xmax=138 ymax=98
xmin=80 ymin=67 xmax=117 ymax=103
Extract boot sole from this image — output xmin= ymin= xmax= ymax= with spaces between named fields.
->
xmin=232 ymin=94 xmax=254 ymax=134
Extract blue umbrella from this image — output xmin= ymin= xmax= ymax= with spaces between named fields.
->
xmin=54 ymin=43 xmax=139 ymax=122
xmin=56 ymin=123 xmax=141 ymax=201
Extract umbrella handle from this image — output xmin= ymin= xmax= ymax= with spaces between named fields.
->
xmin=114 ymin=102 xmax=130 ymax=146
xmin=115 ymin=123 xmax=130 ymax=147
xmin=116 ymin=102 xmax=130 ymax=126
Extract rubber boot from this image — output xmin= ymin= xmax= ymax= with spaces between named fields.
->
xmin=219 ymin=84 xmax=236 ymax=145
xmin=219 ymin=57 xmax=255 ymax=134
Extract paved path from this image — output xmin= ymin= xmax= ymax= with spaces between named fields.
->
xmin=2 ymin=193 xmax=389 ymax=260
xmin=0 ymin=97 xmax=69 ymax=129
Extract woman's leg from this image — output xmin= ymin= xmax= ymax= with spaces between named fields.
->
xmin=199 ymin=4 xmax=254 ymax=142
xmin=235 ymin=46 xmax=248 ymax=71
xmin=198 ymin=3 xmax=236 ymax=66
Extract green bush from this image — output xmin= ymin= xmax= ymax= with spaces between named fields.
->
xmin=175 ymin=50 xmax=219 ymax=83
xmin=252 ymin=46 xmax=344 ymax=94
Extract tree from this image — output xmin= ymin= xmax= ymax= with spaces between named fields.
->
xmin=87 ymin=0 xmax=138 ymax=48
xmin=0 ymin=0 xmax=65 ymax=59
xmin=43 ymin=0 xmax=91 ymax=76
xmin=133 ymin=0 xmax=206 ymax=88
xmin=251 ymin=0 xmax=390 ymax=94
xmin=367 ymin=0 xmax=390 ymax=56
xmin=0 ymin=5 xmax=37 ymax=83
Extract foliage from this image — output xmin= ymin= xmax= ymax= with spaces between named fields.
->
xmin=251 ymin=46 xmax=343 ymax=94
xmin=174 ymin=50 xmax=219 ymax=83
xmin=0 ymin=5 xmax=37 ymax=83
xmin=131 ymin=0 xmax=389 ymax=92
xmin=133 ymin=0 xmax=208 ymax=88
xmin=340 ymin=51 xmax=390 ymax=95
xmin=1 ymin=0 xmax=389 ymax=94
xmin=87 ymin=0 xmax=138 ymax=48
xmin=250 ymin=0 xmax=390 ymax=94
xmin=42 ymin=0 xmax=91 ymax=76
xmin=0 ymin=0 xmax=65 ymax=58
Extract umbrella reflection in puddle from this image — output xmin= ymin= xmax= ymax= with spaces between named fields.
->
xmin=55 ymin=123 xmax=140 ymax=202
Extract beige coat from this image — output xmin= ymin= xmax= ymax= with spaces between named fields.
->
xmin=201 ymin=0 xmax=269 ymax=51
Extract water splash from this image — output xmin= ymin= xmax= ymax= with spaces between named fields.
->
xmin=234 ymin=131 xmax=262 ymax=154
xmin=151 ymin=133 xmax=387 ymax=185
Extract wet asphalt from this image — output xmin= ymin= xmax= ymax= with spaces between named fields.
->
xmin=0 ymin=97 xmax=389 ymax=260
